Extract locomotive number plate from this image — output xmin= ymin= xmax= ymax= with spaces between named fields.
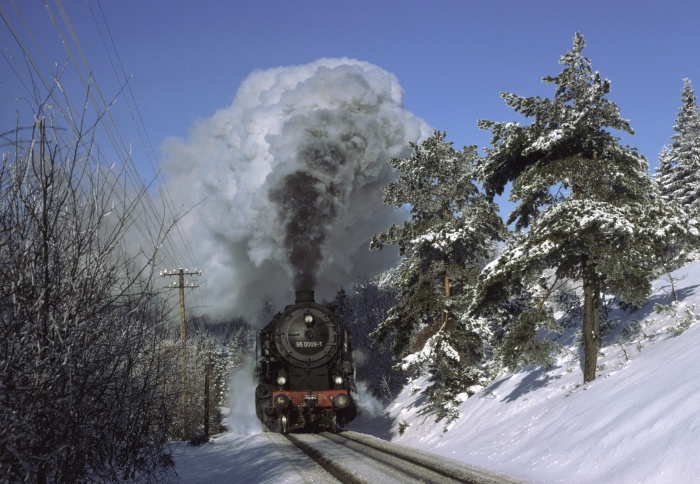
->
xmin=295 ymin=341 xmax=323 ymax=348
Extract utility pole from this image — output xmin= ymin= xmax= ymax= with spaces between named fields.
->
xmin=204 ymin=354 xmax=211 ymax=439
xmin=161 ymin=268 xmax=201 ymax=441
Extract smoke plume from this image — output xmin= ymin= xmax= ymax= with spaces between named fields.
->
xmin=161 ymin=58 xmax=429 ymax=321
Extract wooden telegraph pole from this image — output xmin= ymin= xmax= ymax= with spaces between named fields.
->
xmin=161 ymin=268 xmax=201 ymax=441
xmin=204 ymin=355 xmax=211 ymax=439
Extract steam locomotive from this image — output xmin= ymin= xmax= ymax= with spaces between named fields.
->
xmin=255 ymin=290 xmax=357 ymax=433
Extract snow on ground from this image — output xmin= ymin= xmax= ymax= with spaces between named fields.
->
xmin=389 ymin=260 xmax=700 ymax=483
xmin=173 ymin=363 xmax=341 ymax=483
xmin=173 ymin=261 xmax=700 ymax=483
xmin=171 ymin=431 xmax=337 ymax=483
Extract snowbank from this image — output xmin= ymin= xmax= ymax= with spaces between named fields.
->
xmin=388 ymin=261 xmax=700 ymax=483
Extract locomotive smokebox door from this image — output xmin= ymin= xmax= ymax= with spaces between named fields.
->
xmin=276 ymin=308 xmax=338 ymax=370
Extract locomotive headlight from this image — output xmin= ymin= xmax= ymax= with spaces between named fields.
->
xmin=276 ymin=376 xmax=287 ymax=386
xmin=274 ymin=393 xmax=290 ymax=410
xmin=333 ymin=393 xmax=350 ymax=409
xmin=304 ymin=313 xmax=314 ymax=326
xmin=334 ymin=375 xmax=343 ymax=385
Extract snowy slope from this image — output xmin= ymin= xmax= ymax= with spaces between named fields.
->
xmin=388 ymin=260 xmax=700 ymax=483
xmin=174 ymin=261 xmax=700 ymax=483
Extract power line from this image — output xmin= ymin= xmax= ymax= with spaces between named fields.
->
xmin=0 ymin=1 xmax=208 ymax=317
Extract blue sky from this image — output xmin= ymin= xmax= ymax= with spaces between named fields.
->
xmin=3 ymin=1 xmax=700 ymax=314
xmin=3 ymin=1 xmax=700 ymax=174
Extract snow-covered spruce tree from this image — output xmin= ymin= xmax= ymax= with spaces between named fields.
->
xmin=475 ymin=33 xmax=696 ymax=384
xmin=655 ymin=145 xmax=675 ymax=204
xmin=653 ymin=80 xmax=700 ymax=268
xmin=654 ymin=149 xmax=698 ymax=274
xmin=332 ymin=274 xmax=405 ymax=401
xmin=0 ymin=119 xmax=179 ymax=482
xmin=655 ymin=79 xmax=700 ymax=214
xmin=370 ymin=130 xmax=504 ymax=423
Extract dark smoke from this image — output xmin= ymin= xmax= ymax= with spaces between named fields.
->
xmin=160 ymin=58 xmax=429 ymax=321
xmin=268 ymin=171 xmax=334 ymax=290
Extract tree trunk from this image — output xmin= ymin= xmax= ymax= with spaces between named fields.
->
xmin=582 ymin=256 xmax=601 ymax=383
xmin=442 ymin=269 xmax=450 ymax=325
xmin=442 ymin=207 xmax=451 ymax=325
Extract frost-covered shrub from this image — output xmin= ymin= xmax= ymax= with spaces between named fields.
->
xmin=0 ymin=119 xmax=178 ymax=482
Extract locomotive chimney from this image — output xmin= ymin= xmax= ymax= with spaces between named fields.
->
xmin=295 ymin=290 xmax=315 ymax=303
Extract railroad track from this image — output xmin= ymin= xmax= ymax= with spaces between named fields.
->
xmin=284 ymin=430 xmax=524 ymax=484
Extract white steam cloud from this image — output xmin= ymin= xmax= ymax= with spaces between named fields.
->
xmin=161 ymin=58 xmax=429 ymax=321
xmin=352 ymin=381 xmax=385 ymax=419
xmin=227 ymin=354 xmax=262 ymax=435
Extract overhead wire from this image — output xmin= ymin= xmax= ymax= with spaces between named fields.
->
xmin=88 ymin=0 xmax=203 ymax=287
xmin=0 ymin=1 xmax=207 ymax=319
xmin=85 ymin=0 xmax=206 ymax=315
xmin=85 ymin=0 xmax=205 ymax=316
xmin=82 ymin=0 xmax=206 ymax=316
xmin=54 ymin=0 xmax=197 ymax=271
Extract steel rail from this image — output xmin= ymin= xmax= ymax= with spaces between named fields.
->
xmin=284 ymin=430 xmax=524 ymax=484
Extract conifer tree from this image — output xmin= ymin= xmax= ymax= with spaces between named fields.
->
xmin=655 ymin=146 xmax=674 ymax=204
xmin=475 ymin=33 xmax=693 ymax=383
xmin=370 ymin=130 xmax=504 ymax=421
xmin=656 ymin=79 xmax=700 ymax=214
xmin=654 ymin=80 xmax=700 ymax=271
xmin=332 ymin=276 xmax=405 ymax=400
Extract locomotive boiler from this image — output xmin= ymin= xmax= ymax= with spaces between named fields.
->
xmin=255 ymin=290 xmax=357 ymax=433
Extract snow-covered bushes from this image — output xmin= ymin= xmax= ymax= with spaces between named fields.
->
xmin=0 ymin=119 xmax=178 ymax=482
